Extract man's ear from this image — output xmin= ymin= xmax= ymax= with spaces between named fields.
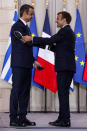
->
xmin=64 ymin=18 xmax=67 ymax=23
xmin=23 ymin=11 xmax=26 ymax=16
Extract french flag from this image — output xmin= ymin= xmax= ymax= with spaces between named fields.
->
xmin=34 ymin=9 xmax=57 ymax=93
xmin=83 ymin=57 xmax=87 ymax=81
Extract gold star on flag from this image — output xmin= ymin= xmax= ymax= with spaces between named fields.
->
xmin=32 ymin=33 xmax=35 ymax=37
xmin=80 ymin=60 xmax=85 ymax=66
xmin=75 ymin=56 xmax=78 ymax=61
xmin=76 ymin=33 xmax=82 ymax=38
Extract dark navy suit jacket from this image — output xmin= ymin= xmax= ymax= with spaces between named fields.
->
xmin=33 ymin=25 xmax=76 ymax=72
xmin=11 ymin=19 xmax=34 ymax=68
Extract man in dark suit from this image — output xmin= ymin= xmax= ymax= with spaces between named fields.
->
xmin=22 ymin=11 xmax=76 ymax=127
xmin=10 ymin=4 xmax=40 ymax=127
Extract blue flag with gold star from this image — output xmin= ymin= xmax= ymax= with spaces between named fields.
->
xmin=73 ymin=9 xmax=87 ymax=86
xmin=30 ymin=11 xmax=44 ymax=90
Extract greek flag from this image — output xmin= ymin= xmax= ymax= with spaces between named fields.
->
xmin=0 ymin=10 xmax=18 ymax=84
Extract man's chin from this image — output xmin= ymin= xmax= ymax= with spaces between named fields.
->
xmin=28 ymin=19 xmax=32 ymax=22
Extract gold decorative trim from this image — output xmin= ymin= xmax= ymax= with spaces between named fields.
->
xmin=76 ymin=0 xmax=79 ymax=8
xmin=32 ymin=0 xmax=35 ymax=7
xmin=63 ymin=0 xmax=66 ymax=9
xmin=46 ymin=0 xmax=48 ymax=9
xmin=14 ymin=0 xmax=17 ymax=9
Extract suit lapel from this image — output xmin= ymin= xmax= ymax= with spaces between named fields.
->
xmin=18 ymin=19 xmax=31 ymax=35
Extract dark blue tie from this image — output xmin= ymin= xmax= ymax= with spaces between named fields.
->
xmin=26 ymin=25 xmax=31 ymax=35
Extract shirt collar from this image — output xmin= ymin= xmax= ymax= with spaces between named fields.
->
xmin=62 ymin=24 xmax=69 ymax=28
xmin=20 ymin=18 xmax=27 ymax=26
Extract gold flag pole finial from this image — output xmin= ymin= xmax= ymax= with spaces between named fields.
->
xmin=46 ymin=0 xmax=48 ymax=9
xmin=14 ymin=0 xmax=17 ymax=9
xmin=32 ymin=0 xmax=35 ymax=7
xmin=63 ymin=0 xmax=66 ymax=9
xmin=76 ymin=0 xmax=79 ymax=9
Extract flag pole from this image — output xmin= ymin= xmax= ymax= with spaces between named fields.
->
xmin=44 ymin=0 xmax=48 ymax=113
xmin=77 ymin=83 xmax=80 ymax=112
xmin=75 ymin=0 xmax=80 ymax=113
xmin=85 ymin=65 xmax=87 ymax=112
xmin=14 ymin=0 xmax=18 ymax=9
xmin=63 ymin=0 xmax=66 ymax=11
xmin=46 ymin=0 xmax=48 ymax=9
xmin=32 ymin=0 xmax=35 ymax=7
xmin=76 ymin=0 xmax=79 ymax=9
xmin=28 ymin=0 xmax=35 ymax=113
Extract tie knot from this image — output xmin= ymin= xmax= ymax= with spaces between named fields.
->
xmin=26 ymin=25 xmax=29 ymax=29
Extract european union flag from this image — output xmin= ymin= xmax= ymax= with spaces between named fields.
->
xmin=30 ymin=11 xmax=44 ymax=90
xmin=73 ymin=9 xmax=87 ymax=86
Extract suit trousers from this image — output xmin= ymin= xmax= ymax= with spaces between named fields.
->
xmin=10 ymin=67 xmax=32 ymax=121
xmin=57 ymin=71 xmax=74 ymax=122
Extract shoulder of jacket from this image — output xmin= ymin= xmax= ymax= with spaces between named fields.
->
xmin=12 ymin=20 xmax=25 ymax=29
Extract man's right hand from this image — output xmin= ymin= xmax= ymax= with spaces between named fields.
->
xmin=22 ymin=36 xmax=33 ymax=42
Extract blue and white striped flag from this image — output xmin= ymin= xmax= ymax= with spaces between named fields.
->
xmin=0 ymin=10 xmax=18 ymax=84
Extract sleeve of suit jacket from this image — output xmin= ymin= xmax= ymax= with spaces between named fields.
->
xmin=11 ymin=24 xmax=32 ymax=46
xmin=33 ymin=30 xmax=64 ymax=46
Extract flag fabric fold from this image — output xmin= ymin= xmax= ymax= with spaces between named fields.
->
xmin=34 ymin=9 xmax=57 ymax=93
xmin=1 ymin=10 xmax=18 ymax=84
xmin=73 ymin=9 xmax=87 ymax=86
xmin=83 ymin=57 xmax=87 ymax=81
xmin=30 ymin=11 xmax=44 ymax=90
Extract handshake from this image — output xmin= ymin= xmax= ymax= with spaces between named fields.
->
xmin=14 ymin=31 xmax=33 ymax=43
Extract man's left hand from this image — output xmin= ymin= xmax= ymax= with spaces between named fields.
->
xmin=33 ymin=61 xmax=41 ymax=69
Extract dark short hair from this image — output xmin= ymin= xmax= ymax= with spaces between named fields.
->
xmin=57 ymin=11 xmax=72 ymax=24
xmin=20 ymin=4 xmax=34 ymax=17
